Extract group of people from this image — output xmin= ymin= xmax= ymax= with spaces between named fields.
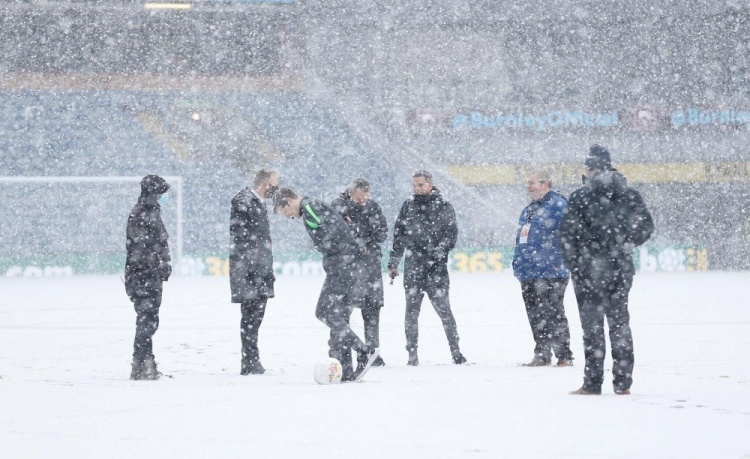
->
xmin=124 ymin=169 xmax=467 ymax=382
xmin=512 ymin=145 xmax=654 ymax=395
xmin=270 ymin=170 xmax=467 ymax=380
xmin=124 ymin=143 xmax=654 ymax=394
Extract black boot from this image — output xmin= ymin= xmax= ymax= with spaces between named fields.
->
xmin=407 ymin=349 xmax=419 ymax=366
xmin=241 ymin=359 xmax=266 ymax=375
xmin=142 ymin=356 xmax=163 ymax=380
xmin=130 ymin=358 xmax=145 ymax=380
xmin=336 ymin=349 xmax=355 ymax=381
xmin=451 ymin=350 xmax=467 ymax=365
xmin=371 ymin=356 xmax=386 ymax=367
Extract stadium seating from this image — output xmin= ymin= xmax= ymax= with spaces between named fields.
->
xmin=0 ymin=90 xmax=399 ymax=259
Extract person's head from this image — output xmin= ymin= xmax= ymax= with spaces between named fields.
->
xmin=585 ymin=144 xmax=612 ymax=177
xmin=253 ymin=169 xmax=279 ymax=199
xmin=272 ymin=187 xmax=301 ymax=218
xmin=526 ymin=170 xmax=551 ymax=201
xmin=412 ymin=170 xmax=434 ymax=196
xmin=140 ymin=174 xmax=170 ymax=196
xmin=348 ymin=178 xmax=370 ymax=206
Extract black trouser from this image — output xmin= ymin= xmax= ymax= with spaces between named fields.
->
xmin=404 ymin=273 xmax=460 ymax=354
xmin=521 ymin=278 xmax=573 ymax=363
xmin=573 ymin=272 xmax=634 ymax=392
xmin=358 ymin=270 xmax=384 ymax=350
xmin=316 ymin=268 xmax=367 ymax=376
xmin=132 ymin=292 xmax=162 ymax=363
xmin=241 ymin=298 xmax=267 ymax=365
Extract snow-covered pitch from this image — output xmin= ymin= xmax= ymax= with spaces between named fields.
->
xmin=1 ymin=272 xmax=749 ymax=458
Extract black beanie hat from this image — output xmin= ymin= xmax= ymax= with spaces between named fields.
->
xmin=585 ymin=144 xmax=613 ymax=171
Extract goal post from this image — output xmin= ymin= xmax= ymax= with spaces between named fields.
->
xmin=0 ymin=176 xmax=184 ymax=274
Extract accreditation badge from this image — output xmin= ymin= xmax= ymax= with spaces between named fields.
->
xmin=519 ymin=222 xmax=531 ymax=244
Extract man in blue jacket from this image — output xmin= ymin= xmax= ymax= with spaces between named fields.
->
xmin=512 ymin=170 xmax=574 ymax=367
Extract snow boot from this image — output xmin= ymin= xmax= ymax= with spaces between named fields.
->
xmin=241 ymin=354 xmax=266 ymax=375
xmin=141 ymin=356 xmax=163 ymax=380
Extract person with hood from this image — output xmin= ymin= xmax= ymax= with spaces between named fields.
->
xmin=331 ymin=178 xmax=388 ymax=367
xmin=513 ymin=170 xmax=574 ymax=367
xmin=230 ymin=169 xmax=279 ymax=375
xmin=273 ymin=187 xmax=379 ymax=381
xmin=125 ymin=174 xmax=172 ymax=380
xmin=561 ymin=145 xmax=654 ymax=395
xmin=388 ymin=170 xmax=466 ymax=366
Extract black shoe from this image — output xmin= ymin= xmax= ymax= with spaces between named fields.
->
xmin=571 ymin=387 xmax=602 ymax=395
xmin=407 ymin=351 xmax=419 ymax=366
xmin=371 ymin=356 xmax=385 ymax=367
xmin=356 ymin=349 xmax=369 ymax=373
xmin=452 ymin=351 xmax=467 ymax=365
xmin=241 ymin=360 xmax=266 ymax=375
xmin=356 ymin=347 xmax=379 ymax=372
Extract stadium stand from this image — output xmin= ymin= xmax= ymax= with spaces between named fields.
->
xmin=0 ymin=89 xmax=400 ymax=261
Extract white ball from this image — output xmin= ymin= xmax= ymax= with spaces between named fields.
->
xmin=313 ymin=358 xmax=343 ymax=385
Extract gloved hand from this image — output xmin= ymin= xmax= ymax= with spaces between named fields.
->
xmin=158 ymin=263 xmax=172 ymax=281
xmin=388 ymin=267 xmax=399 ymax=285
xmin=428 ymin=245 xmax=448 ymax=263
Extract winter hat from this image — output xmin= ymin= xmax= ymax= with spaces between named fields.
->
xmin=141 ymin=174 xmax=170 ymax=195
xmin=585 ymin=144 xmax=613 ymax=171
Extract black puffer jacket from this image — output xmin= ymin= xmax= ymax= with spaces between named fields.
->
xmin=560 ymin=170 xmax=654 ymax=281
xmin=125 ymin=175 xmax=171 ymax=298
xmin=388 ymin=188 xmax=458 ymax=287
xmin=229 ymin=187 xmax=275 ymax=303
xmin=330 ymin=191 xmax=388 ymax=274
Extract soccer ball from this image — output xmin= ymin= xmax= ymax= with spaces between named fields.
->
xmin=313 ymin=358 xmax=343 ymax=385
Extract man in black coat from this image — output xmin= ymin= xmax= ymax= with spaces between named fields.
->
xmin=561 ymin=145 xmax=654 ymax=395
xmin=331 ymin=178 xmax=388 ymax=367
xmin=125 ymin=174 xmax=172 ymax=380
xmin=273 ymin=187 xmax=378 ymax=381
xmin=388 ymin=170 xmax=466 ymax=366
xmin=230 ymin=169 xmax=279 ymax=375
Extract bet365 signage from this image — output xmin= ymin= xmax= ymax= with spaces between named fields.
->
xmin=634 ymin=246 xmax=708 ymax=272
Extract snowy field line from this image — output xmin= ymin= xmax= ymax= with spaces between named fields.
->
xmin=1 ymin=272 xmax=749 ymax=458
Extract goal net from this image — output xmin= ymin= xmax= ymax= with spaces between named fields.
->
xmin=0 ymin=176 xmax=183 ymax=277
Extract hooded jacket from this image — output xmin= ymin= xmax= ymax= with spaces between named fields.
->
xmin=512 ymin=190 xmax=570 ymax=282
xmin=388 ymin=188 xmax=458 ymax=285
xmin=125 ymin=175 xmax=171 ymax=296
xmin=229 ymin=186 xmax=275 ymax=303
xmin=560 ymin=170 xmax=654 ymax=280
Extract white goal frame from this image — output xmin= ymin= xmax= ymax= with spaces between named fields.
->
xmin=0 ymin=176 xmax=184 ymax=261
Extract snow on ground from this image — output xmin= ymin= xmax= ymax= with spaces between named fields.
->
xmin=1 ymin=271 xmax=749 ymax=458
